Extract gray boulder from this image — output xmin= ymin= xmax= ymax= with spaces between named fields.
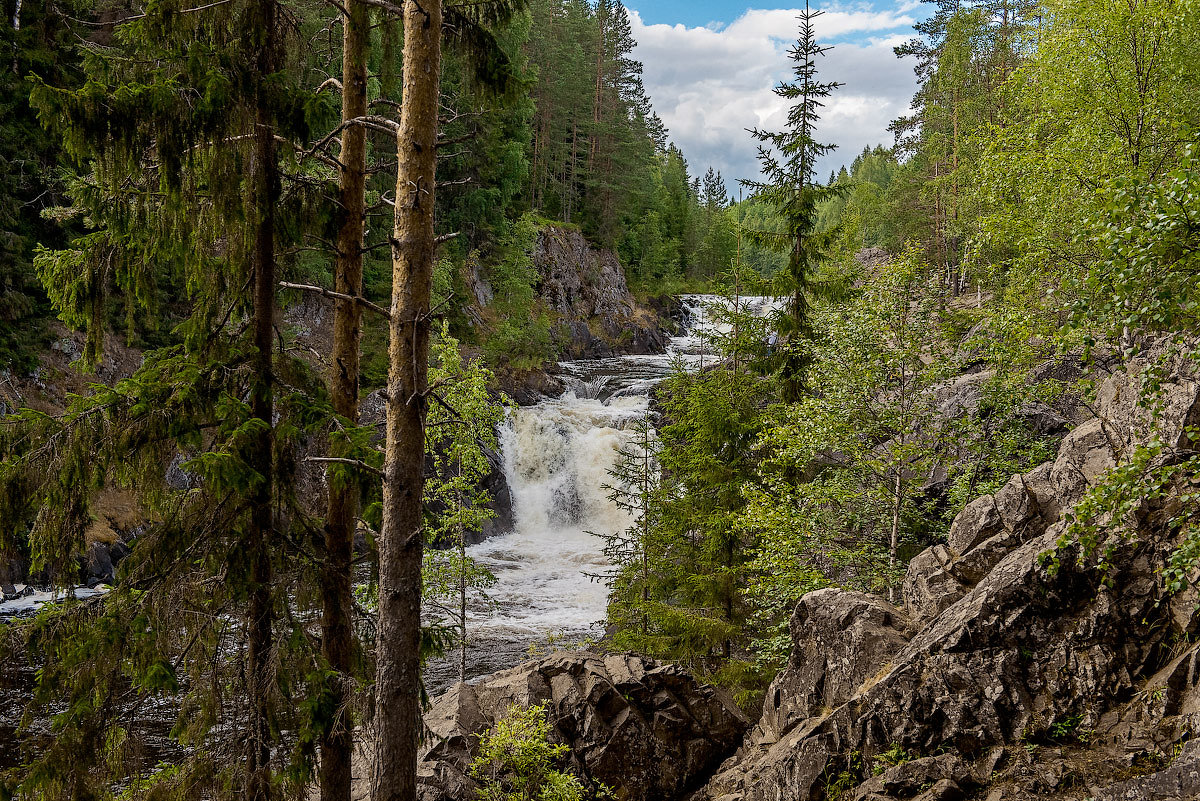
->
xmin=85 ymin=541 xmax=114 ymax=585
xmin=416 ymin=651 xmax=750 ymax=801
xmin=698 ymin=348 xmax=1200 ymax=801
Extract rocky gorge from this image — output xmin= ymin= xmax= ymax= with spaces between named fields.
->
xmin=0 ymin=224 xmax=674 ymax=598
xmin=7 ymin=233 xmax=1199 ymax=801
xmin=405 ymin=343 xmax=1200 ymax=801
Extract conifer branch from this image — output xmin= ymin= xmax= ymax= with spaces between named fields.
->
xmin=322 ymin=0 xmax=352 ymax=18
xmin=435 ymin=131 xmax=478 ymax=148
xmin=354 ymin=0 xmax=406 ymax=18
xmin=347 ymin=115 xmax=401 ymax=134
xmin=316 ymin=77 xmax=343 ymax=95
xmin=370 ymin=98 xmax=403 ymax=113
xmin=279 ymin=281 xmax=391 ymax=320
xmin=306 ymin=456 xmax=384 ymax=478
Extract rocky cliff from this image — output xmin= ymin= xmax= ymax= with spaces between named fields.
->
xmin=467 ymin=225 xmax=670 ymax=369
xmin=332 ymin=652 xmax=749 ymax=801
xmin=532 ymin=226 xmax=669 ymax=360
xmin=696 ymin=345 xmax=1200 ymax=801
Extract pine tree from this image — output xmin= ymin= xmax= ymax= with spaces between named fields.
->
xmin=374 ymin=1 xmax=526 ymax=797
xmin=742 ymin=0 xmax=844 ymax=400
xmin=320 ymin=3 xmax=370 ymax=799
xmin=375 ymin=0 xmax=444 ymax=793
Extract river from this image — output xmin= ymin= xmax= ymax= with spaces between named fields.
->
xmin=1 ymin=294 xmax=777 ymax=767
xmin=424 ymin=294 xmax=777 ymax=690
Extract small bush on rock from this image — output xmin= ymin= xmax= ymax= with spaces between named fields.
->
xmin=470 ymin=703 xmax=601 ymax=801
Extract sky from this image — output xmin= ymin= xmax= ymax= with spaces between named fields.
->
xmin=621 ymin=1 xmax=927 ymax=186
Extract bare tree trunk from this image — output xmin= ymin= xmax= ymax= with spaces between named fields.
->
xmin=457 ymin=457 xmax=467 ymax=684
xmin=888 ymin=471 xmax=901 ymax=604
xmin=641 ymin=435 xmax=650 ymax=636
xmin=11 ymin=0 xmax=20 ymax=72
xmin=247 ymin=4 xmax=281 ymax=796
xmin=321 ymin=2 xmax=368 ymax=799
xmin=374 ymin=1 xmax=441 ymax=799
xmin=591 ymin=1 xmax=604 ymax=165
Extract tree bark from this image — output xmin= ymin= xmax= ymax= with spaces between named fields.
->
xmin=457 ymin=461 xmax=467 ymax=684
xmin=888 ymin=470 xmax=901 ymax=604
xmin=374 ymin=1 xmax=441 ymax=799
xmin=321 ymin=2 xmax=369 ymax=799
xmin=247 ymin=3 xmax=281 ymax=797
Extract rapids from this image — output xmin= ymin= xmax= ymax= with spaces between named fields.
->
xmin=424 ymin=294 xmax=777 ymax=690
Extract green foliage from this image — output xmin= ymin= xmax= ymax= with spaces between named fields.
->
xmin=1048 ymin=712 xmax=1087 ymax=742
xmin=822 ymin=750 xmax=863 ymax=800
xmin=0 ymin=2 xmax=88 ymax=370
xmin=600 ymin=359 xmax=772 ymax=676
xmin=1069 ymin=141 xmax=1200 ymax=352
xmin=424 ymin=325 xmax=512 ymax=669
xmin=732 ymin=197 xmax=788 ymax=277
xmin=740 ymin=249 xmax=946 ymax=661
xmin=1042 ymin=144 xmax=1200 ymax=593
xmin=481 ymin=215 xmax=558 ymax=370
xmin=815 ymin=146 xmax=903 ymax=255
xmin=0 ymin=2 xmax=355 ymax=797
xmin=595 ymin=417 xmax=664 ymax=644
xmin=469 ymin=704 xmax=593 ymax=801
xmin=872 ymin=744 xmax=914 ymax=775
xmin=962 ymin=0 xmax=1200 ymax=352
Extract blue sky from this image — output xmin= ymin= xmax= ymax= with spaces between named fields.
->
xmin=624 ymin=1 xmax=747 ymax=28
xmin=620 ymin=2 xmax=928 ymax=183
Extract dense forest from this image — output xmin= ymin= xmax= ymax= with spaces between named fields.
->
xmin=1 ymin=0 xmax=1199 ymax=799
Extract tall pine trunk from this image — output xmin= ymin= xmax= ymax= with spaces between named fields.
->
xmin=321 ymin=1 xmax=368 ymax=798
xmin=374 ymin=0 xmax=441 ymax=798
xmin=457 ymin=458 xmax=467 ymax=684
xmin=247 ymin=2 xmax=281 ymax=796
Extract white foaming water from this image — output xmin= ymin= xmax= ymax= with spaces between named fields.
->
xmin=427 ymin=295 xmax=778 ymax=688
xmin=467 ymin=393 xmax=646 ymax=637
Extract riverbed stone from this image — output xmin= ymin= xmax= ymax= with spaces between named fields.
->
xmin=414 ymin=650 xmax=750 ymax=801
xmin=85 ymin=541 xmax=114 ymax=585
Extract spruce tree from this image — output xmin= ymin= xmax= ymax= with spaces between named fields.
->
xmin=0 ymin=2 xmax=83 ymax=371
xmin=598 ymin=417 xmax=664 ymax=645
xmin=2 ymin=1 xmax=334 ymax=797
xmin=742 ymin=0 xmax=843 ymax=399
xmin=702 ymin=167 xmax=728 ymax=210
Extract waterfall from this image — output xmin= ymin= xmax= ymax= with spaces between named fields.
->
xmin=422 ymin=294 xmax=778 ymax=688
xmin=467 ymin=395 xmax=645 ymax=637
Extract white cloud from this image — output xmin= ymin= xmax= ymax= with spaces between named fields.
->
xmin=630 ymin=5 xmax=920 ymax=186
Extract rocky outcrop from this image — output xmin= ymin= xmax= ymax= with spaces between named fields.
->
xmin=699 ymin=345 xmax=1200 ymax=801
xmin=414 ymin=651 xmax=750 ymax=801
xmin=532 ymin=226 xmax=668 ymax=360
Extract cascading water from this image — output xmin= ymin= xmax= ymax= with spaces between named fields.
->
xmin=425 ymin=294 xmax=778 ymax=690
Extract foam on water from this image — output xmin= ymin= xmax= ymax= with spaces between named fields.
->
xmin=441 ymin=294 xmax=780 ymax=668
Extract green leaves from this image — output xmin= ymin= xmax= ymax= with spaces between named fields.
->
xmin=1068 ymin=141 xmax=1200 ymax=351
xmin=469 ymin=703 xmax=590 ymax=801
